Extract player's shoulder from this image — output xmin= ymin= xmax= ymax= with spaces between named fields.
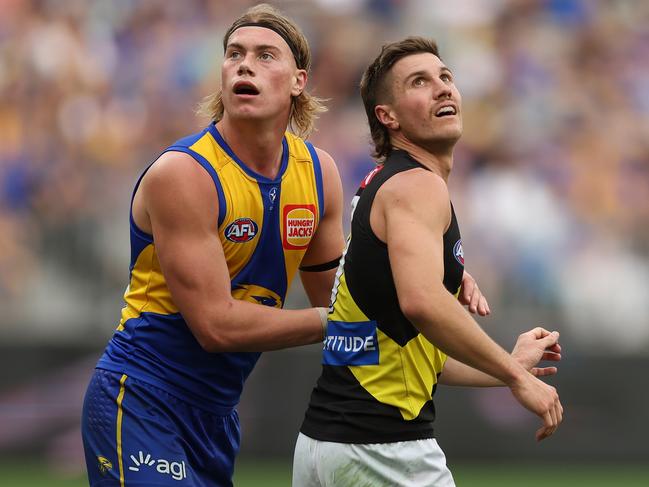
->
xmin=380 ymin=165 xmax=449 ymax=209
xmin=141 ymin=150 xmax=216 ymax=206
xmin=145 ymin=150 xmax=205 ymax=185
xmin=309 ymin=145 xmax=342 ymax=212
xmin=285 ymin=133 xmax=337 ymax=174
xmin=301 ymin=143 xmax=334 ymax=170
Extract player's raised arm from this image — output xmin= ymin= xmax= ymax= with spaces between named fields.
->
xmin=299 ymin=147 xmax=345 ymax=307
xmin=379 ymin=168 xmax=563 ymax=441
xmin=135 ymin=151 xmax=324 ymax=353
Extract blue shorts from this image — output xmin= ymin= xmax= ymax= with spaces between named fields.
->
xmin=81 ymin=368 xmax=240 ymax=486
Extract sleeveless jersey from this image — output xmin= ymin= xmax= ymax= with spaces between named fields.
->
xmin=300 ymin=150 xmax=464 ymax=443
xmin=97 ymin=123 xmax=324 ymax=412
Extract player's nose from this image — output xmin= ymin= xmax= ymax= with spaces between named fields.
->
xmin=433 ymin=82 xmax=452 ymax=100
xmin=237 ymin=54 xmax=254 ymax=76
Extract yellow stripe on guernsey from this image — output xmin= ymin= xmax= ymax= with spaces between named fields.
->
xmin=329 ymin=271 xmax=447 ymax=421
xmin=118 ymin=127 xmax=321 ymax=330
xmin=116 ymin=374 xmax=128 ymax=487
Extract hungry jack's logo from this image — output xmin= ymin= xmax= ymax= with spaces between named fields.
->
xmin=283 ymin=204 xmax=316 ymax=250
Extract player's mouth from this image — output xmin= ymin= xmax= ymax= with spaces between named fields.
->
xmin=233 ymin=81 xmax=260 ymax=97
xmin=434 ymin=104 xmax=457 ymax=117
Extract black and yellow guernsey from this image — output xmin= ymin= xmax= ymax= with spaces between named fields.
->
xmin=300 ymin=150 xmax=465 ymax=443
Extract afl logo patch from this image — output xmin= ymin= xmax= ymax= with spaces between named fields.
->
xmin=225 ymin=218 xmax=258 ymax=243
xmin=283 ymin=204 xmax=316 ymax=250
xmin=453 ymin=239 xmax=464 ymax=266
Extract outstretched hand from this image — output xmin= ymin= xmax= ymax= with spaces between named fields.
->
xmin=458 ymin=271 xmax=490 ymax=316
xmin=512 ymin=327 xmax=562 ymax=377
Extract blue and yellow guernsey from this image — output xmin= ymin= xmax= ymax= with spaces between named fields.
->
xmin=300 ymin=150 xmax=464 ymax=443
xmin=97 ymin=123 xmax=324 ymax=412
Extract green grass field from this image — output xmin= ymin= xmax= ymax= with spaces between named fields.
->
xmin=2 ymin=461 xmax=648 ymax=486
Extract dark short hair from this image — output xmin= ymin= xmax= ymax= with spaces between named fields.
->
xmin=360 ymin=37 xmax=441 ymax=161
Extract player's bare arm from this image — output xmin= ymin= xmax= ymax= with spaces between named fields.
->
xmin=375 ymin=168 xmax=563 ymax=440
xmin=440 ymin=327 xmax=562 ymax=387
xmin=133 ymin=150 xmax=324 ymax=353
xmin=299 ymin=147 xmax=345 ymax=307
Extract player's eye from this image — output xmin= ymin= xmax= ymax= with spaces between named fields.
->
xmin=413 ymin=77 xmax=425 ymax=86
xmin=441 ymin=72 xmax=453 ymax=82
xmin=228 ymin=50 xmax=242 ymax=59
xmin=260 ymin=51 xmax=274 ymax=61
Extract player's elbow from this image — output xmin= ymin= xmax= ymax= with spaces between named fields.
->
xmin=194 ymin=326 xmax=241 ymax=353
xmin=399 ymin=293 xmax=431 ymax=324
xmin=187 ymin=302 xmax=239 ymax=353
xmin=194 ymin=329 xmax=235 ymax=353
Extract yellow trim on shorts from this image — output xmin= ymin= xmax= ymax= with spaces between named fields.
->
xmin=116 ymin=374 xmax=128 ymax=487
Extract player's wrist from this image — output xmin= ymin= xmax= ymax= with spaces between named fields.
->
xmin=316 ymin=307 xmax=328 ymax=339
xmin=502 ymin=360 xmax=529 ymax=388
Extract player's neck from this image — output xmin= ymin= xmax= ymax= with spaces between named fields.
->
xmin=217 ymin=117 xmax=286 ymax=179
xmin=391 ymin=136 xmax=454 ymax=182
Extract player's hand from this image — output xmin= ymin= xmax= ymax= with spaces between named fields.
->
xmin=509 ymin=373 xmax=563 ymax=441
xmin=512 ymin=327 xmax=562 ymax=377
xmin=458 ymin=271 xmax=490 ymax=316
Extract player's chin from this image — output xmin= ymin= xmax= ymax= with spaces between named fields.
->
xmin=229 ymin=106 xmax=268 ymax=121
xmin=431 ymin=125 xmax=462 ymax=145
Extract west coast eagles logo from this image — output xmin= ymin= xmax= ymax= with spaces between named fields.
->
xmin=232 ymin=284 xmax=282 ymax=308
xmin=283 ymin=204 xmax=316 ymax=250
xmin=97 ymin=455 xmax=113 ymax=476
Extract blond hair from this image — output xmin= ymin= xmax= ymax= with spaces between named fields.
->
xmin=198 ymin=4 xmax=326 ymax=138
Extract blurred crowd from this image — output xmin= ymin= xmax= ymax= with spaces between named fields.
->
xmin=1 ymin=0 xmax=648 ymax=353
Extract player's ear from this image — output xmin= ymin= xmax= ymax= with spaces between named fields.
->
xmin=375 ymin=104 xmax=399 ymax=130
xmin=291 ymin=69 xmax=307 ymax=97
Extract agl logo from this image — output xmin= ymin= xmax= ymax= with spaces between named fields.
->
xmin=128 ymin=450 xmax=187 ymax=481
xmin=225 ymin=218 xmax=258 ymax=243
